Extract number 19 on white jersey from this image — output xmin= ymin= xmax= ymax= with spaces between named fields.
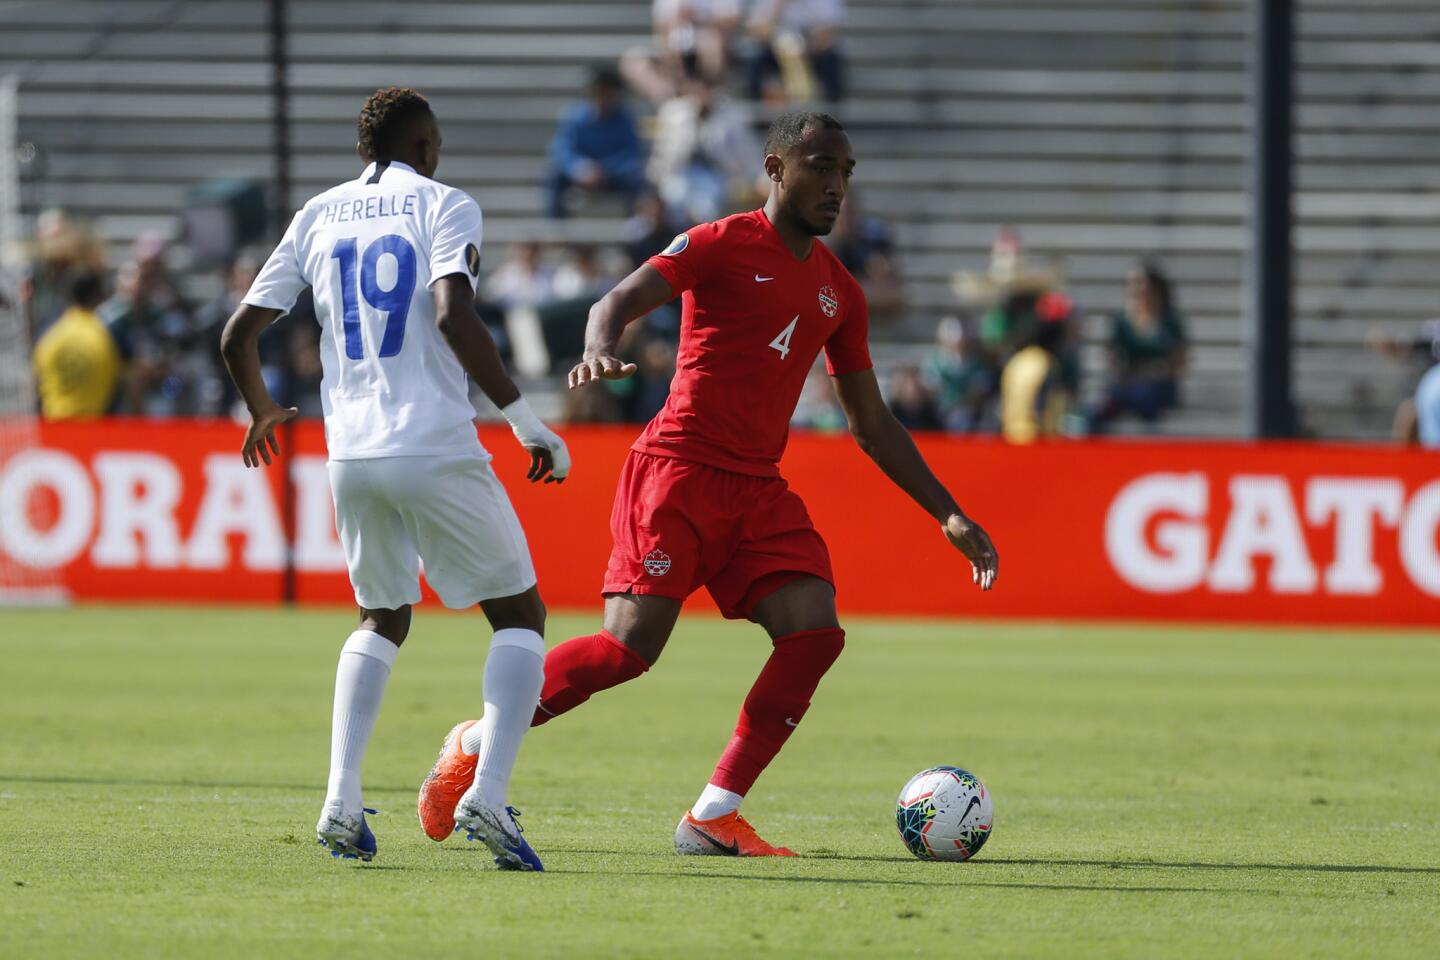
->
xmin=243 ymin=160 xmax=487 ymax=461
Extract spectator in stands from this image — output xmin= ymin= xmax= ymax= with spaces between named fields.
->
xmin=888 ymin=363 xmax=944 ymax=431
xmin=564 ymin=375 xmax=624 ymax=424
xmin=1366 ymin=319 xmax=1440 ymax=443
xmin=194 ymin=246 xmax=325 ymax=421
xmin=101 ymin=233 xmax=198 ymax=416
xmin=543 ymin=245 xmax=620 ymax=371
xmin=622 ymin=188 xmax=681 ymax=269
xmin=196 ymin=249 xmax=263 ymax=337
xmin=1413 ymin=352 xmax=1440 ymax=447
xmin=600 ymin=322 xmax=677 ymax=423
xmin=32 ymin=272 xmax=122 ymax=419
xmin=625 ymin=335 xmax=679 ymax=423
xmin=544 ymin=67 xmax=646 ymax=219
xmin=485 ymin=242 xmax=556 ymax=311
xmin=552 ymin=245 xmax=618 ymax=303
xmin=1000 ymin=297 xmax=1074 ymax=444
xmin=791 ymin=362 xmax=847 ymax=432
xmin=484 ymin=242 xmax=557 ymax=376
xmin=745 ymin=0 xmax=847 ymax=104
xmin=648 ymin=72 xmax=763 ymax=225
xmin=923 ymin=316 xmax=994 ymax=433
xmin=826 ymin=189 xmax=905 ymax=325
xmin=1085 ymin=259 xmax=1187 ymax=434
xmin=622 ymin=0 xmax=742 ymax=103
xmin=280 ymin=323 xmax=325 ymax=419
xmin=620 ymin=191 xmax=684 ymax=338
xmin=196 ymin=249 xmax=266 ymax=416
xmin=206 ymin=267 xmax=324 ymax=422
xmin=20 ymin=209 xmax=107 ymax=341
xmin=954 ymin=227 xmax=1067 ymax=362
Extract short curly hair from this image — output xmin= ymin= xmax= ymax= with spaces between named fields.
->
xmin=358 ymin=86 xmax=433 ymax=159
xmin=764 ymin=111 xmax=845 ymax=157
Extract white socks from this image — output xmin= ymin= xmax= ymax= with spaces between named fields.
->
xmin=323 ymin=626 xmax=541 ymax=812
xmin=692 ymin=783 xmax=744 ymax=821
xmin=461 ymin=719 xmax=485 ymax=755
xmin=469 ymin=628 xmax=546 ymax=806
xmin=325 ymin=630 xmax=399 ymax=811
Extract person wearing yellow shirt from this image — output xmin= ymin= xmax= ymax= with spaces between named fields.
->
xmin=32 ymin=273 xmax=122 ymax=419
xmin=1000 ymin=295 xmax=1074 ymax=444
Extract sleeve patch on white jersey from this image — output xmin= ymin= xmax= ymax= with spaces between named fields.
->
xmin=660 ymin=232 xmax=689 ymax=256
xmin=466 ymin=243 xmax=481 ymax=276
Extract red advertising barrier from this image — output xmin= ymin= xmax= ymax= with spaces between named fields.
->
xmin=2 ymin=419 xmax=1438 ymax=625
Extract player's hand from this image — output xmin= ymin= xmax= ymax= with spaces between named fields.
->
xmin=501 ymin=397 xmax=571 ymax=484
xmin=569 ymin=354 xmax=638 ymax=388
xmin=523 ymin=433 xmax=570 ymax=484
xmin=241 ymin=405 xmax=298 ymax=468
xmin=943 ymin=512 xmax=998 ymax=591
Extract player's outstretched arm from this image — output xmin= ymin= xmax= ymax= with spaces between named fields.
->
xmin=433 ymin=275 xmax=569 ymax=483
xmin=568 ymin=263 xmax=675 ymax=388
xmin=832 ymin=368 xmax=998 ymax=591
xmin=220 ymin=304 xmax=298 ymax=468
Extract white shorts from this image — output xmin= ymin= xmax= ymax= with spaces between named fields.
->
xmin=327 ymin=454 xmax=536 ymax=610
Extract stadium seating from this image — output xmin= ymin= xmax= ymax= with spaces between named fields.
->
xmin=2 ymin=0 xmax=1437 ymax=438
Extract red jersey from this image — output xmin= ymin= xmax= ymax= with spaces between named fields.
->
xmin=637 ymin=209 xmax=872 ymax=477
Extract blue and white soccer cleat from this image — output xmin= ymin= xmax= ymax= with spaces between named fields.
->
xmin=453 ymin=789 xmax=543 ymax=872
xmin=315 ymin=801 xmax=378 ymax=862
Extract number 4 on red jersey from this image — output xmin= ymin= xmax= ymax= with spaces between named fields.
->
xmin=769 ymin=315 xmax=799 ymax=358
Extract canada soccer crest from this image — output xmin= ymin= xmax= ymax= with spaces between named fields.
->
xmin=818 ymin=285 xmax=839 ymax=318
xmin=643 ymin=549 xmax=672 ymax=576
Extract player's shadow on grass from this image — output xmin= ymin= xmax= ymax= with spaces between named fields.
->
xmin=598 ymin=869 xmax=1232 ymax=894
xmin=810 ymin=854 xmax=1440 ymax=876
xmin=986 ymin=857 xmax=1440 ymax=876
xmin=0 ymin=774 xmax=418 ymax=794
xmin=559 ymin=849 xmax=1440 ymax=876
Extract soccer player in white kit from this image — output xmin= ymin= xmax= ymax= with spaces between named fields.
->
xmin=220 ymin=87 xmax=564 ymax=870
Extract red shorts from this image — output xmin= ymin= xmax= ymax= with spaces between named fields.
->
xmin=602 ymin=451 xmax=834 ymax=619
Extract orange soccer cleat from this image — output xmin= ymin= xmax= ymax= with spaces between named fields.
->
xmin=417 ymin=720 xmax=479 ymax=841
xmin=674 ymin=810 xmax=797 ymax=857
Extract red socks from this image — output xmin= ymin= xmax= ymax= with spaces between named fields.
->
xmin=530 ymin=625 xmax=846 ymax=802
xmin=709 ymin=627 xmax=845 ymax=795
xmin=532 ymin=631 xmax=649 ymax=727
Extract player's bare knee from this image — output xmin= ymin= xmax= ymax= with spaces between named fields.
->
xmin=614 ymin=630 xmax=667 ymax=667
xmin=360 ymin=605 xmax=411 ymax=647
xmin=480 ymin=587 xmax=546 ymax=635
xmin=602 ymin=593 xmax=680 ymax=667
xmin=752 ymin=577 xmax=839 ymax=639
xmin=602 ymin=613 xmax=670 ymax=666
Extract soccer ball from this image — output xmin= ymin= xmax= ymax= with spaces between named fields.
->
xmin=895 ymin=766 xmax=993 ymax=861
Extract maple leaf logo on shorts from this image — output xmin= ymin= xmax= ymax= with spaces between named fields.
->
xmin=643 ymin=550 xmax=672 ymax=576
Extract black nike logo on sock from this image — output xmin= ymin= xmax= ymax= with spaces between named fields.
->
xmin=692 ymin=827 xmax=740 ymax=856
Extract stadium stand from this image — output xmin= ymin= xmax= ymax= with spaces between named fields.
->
xmin=1 ymin=0 xmax=1438 ymax=438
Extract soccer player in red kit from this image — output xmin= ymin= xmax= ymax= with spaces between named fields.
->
xmin=419 ymin=112 xmax=998 ymax=856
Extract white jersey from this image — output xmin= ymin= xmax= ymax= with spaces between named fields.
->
xmin=244 ymin=160 xmax=486 ymax=460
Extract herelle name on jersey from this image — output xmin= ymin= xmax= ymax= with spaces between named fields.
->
xmin=319 ymin=193 xmax=418 ymax=226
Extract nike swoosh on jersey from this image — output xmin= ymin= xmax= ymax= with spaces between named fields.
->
xmin=784 ymin=717 xmax=799 ymax=727
xmin=754 ymin=274 xmax=775 ymax=282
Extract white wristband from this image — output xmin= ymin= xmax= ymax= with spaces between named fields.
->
xmin=500 ymin=396 xmax=572 ymax=480
xmin=500 ymin=397 xmax=545 ymax=438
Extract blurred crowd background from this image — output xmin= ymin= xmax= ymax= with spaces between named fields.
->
xmin=3 ymin=0 xmax=1437 ymax=445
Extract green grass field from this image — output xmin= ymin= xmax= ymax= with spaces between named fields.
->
xmin=1 ymin=607 xmax=1437 ymax=959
